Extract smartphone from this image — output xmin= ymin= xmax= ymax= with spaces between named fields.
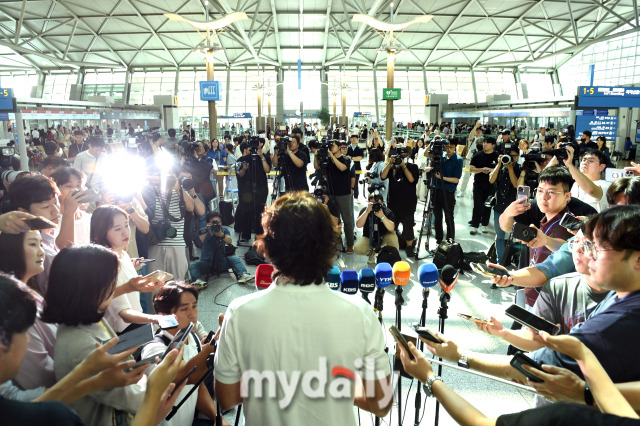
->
xmin=470 ymin=262 xmax=511 ymax=278
xmin=510 ymin=352 xmax=544 ymax=383
xmin=73 ymin=189 xmax=100 ymax=203
xmin=505 ymin=304 xmax=560 ymax=334
xmin=203 ymin=331 xmax=215 ymax=344
xmin=159 ymin=323 xmax=194 ymax=361
xmin=145 ymin=270 xmax=174 ymax=282
xmin=24 ymin=216 xmax=57 ymax=230
xmin=559 ymin=212 xmax=582 ymax=232
xmin=389 ymin=325 xmax=415 ymax=360
xmin=105 ymin=324 xmax=154 ymax=354
xmin=133 ymin=258 xmax=156 ymax=264
xmin=517 ymin=185 xmax=530 ymax=201
xmin=457 ymin=313 xmax=494 ymax=325
xmin=170 ymin=366 xmax=198 ymax=397
xmin=412 ymin=325 xmax=444 ymax=344
xmin=605 ymin=168 xmax=635 ymax=182
xmin=157 ymin=315 xmax=179 ymax=330
xmin=125 ymin=356 xmax=155 ymax=372
xmin=512 ymin=222 xmax=536 ymax=243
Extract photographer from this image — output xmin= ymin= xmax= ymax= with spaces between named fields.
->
xmin=431 ymin=140 xmax=463 ymax=244
xmin=272 ymin=135 xmax=309 ymax=192
xmin=381 ymin=145 xmax=419 ymax=257
xmin=469 ymin=137 xmax=499 ymax=234
xmin=313 ymin=139 xmax=355 ymax=253
xmin=366 ymin=148 xmax=388 ymax=202
xmin=346 ymin=134 xmax=364 ymax=199
xmin=181 ymin=140 xmax=216 ymax=204
xmin=489 ymin=144 xmax=520 ymax=262
xmin=190 ymin=212 xmax=253 ymax=287
xmin=355 ymin=190 xmax=398 ymax=264
xmin=560 ymin=147 xmax=610 ymax=212
xmin=235 ymin=139 xmax=271 ymax=243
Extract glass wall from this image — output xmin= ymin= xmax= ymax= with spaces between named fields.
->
xmin=42 ymin=73 xmax=76 ymax=101
xmin=82 ymin=71 xmax=126 ymax=101
xmin=0 ymin=73 xmax=39 ymax=98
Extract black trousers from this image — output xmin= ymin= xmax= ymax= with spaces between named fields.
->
xmin=433 ymin=188 xmax=456 ymax=242
xmin=392 ymin=209 xmax=416 ymax=242
xmin=235 ymin=191 xmax=266 ymax=239
xmin=471 ymin=183 xmax=494 ymax=227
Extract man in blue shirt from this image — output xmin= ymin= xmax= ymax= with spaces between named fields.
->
xmin=431 ymin=140 xmax=463 ymax=244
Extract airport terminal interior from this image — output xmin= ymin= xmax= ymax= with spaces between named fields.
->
xmin=1 ymin=0 xmax=640 ymax=424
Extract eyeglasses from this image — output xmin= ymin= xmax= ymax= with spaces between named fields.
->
xmin=534 ymin=188 xmax=565 ymax=198
xmin=568 ymin=239 xmax=615 ymax=260
xmin=580 ymin=157 xmax=598 ymax=165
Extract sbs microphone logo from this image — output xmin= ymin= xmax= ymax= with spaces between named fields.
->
xmin=328 ymin=282 xmax=340 ymax=290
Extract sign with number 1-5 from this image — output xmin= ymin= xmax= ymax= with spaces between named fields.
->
xmin=0 ymin=88 xmax=14 ymax=111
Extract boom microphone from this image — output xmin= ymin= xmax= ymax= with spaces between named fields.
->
xmin=375 ymin=262 xmax=393 ymax=288
xmin=439 ymin=264 xmax=460 ymax=293
xmin=340 ymin=271 xmax=358 ymax=295
xmin=328 ymin=265 xmax=341 ymax=291
xmin=358 ymin=268 xmax=375 ymax=303
xmin=255 ymin=264 xmax=274 ymax=290
xmin=392 ymin=261 xmax=411 ymax=286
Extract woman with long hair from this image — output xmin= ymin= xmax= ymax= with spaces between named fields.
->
xmin=207 ymin=138 xmax=227 ymax=198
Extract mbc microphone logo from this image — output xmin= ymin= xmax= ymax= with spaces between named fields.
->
xmin=360 ymin=282 xmax=375 ymax=291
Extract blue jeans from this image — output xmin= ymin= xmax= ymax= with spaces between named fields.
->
xmin=494 ymin=210 xmax=507 ymax=262
xmin=189 ymin=255 xmax=247 ymax=281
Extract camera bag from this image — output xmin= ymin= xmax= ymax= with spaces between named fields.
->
xmin=433 ymin=239 xmax=463 ymax=270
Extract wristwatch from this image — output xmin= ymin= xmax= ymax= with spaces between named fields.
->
xmin=457 ymin=353 xmax=469 ymax=369
xmin=421 ymin=375 xmax=443 ymax=398
xmin=126 ymin=207 xmax=135 ymax=214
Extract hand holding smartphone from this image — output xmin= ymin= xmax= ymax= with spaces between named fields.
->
xmin=412 ymin=325 xmax=444 ymax=344
xmin=510 ymin=352 xmax=544 ymax=383
xmin=389 ymin=325 xmax=415 ymax=360
xmin=457 ymin=313 xmax=493 ymax=326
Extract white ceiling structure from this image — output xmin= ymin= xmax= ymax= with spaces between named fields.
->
xmin=0 ymin=0 xmax=638 ymax=73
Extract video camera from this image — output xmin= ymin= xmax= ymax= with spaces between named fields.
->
xmin=247 ymin=136 xmax=261 ymax=154
xmin=309 ymin=138 xmax=332 ymax=168
xmin=547 ymin=140 xmax=579 ymax=163
xmin=391 ymin=144 xmax=409 ymax=165
xmin=275 ymin=136 xmax=290 ymax=155
xmin=523 ymin=147 xmax=546 ymax=172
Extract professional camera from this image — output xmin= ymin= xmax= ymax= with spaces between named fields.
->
xmin=180 ymin=176 xmax=195 ymax=192
xmin=500 ymin=154 xmax=512 ymax=165
xmin=428 ymin=137 xmax=446 ymax=169
xmin=310 ymin=169 xmax=329 ymax=202
xmin=247 ymin=136 xmax=261 ymax=154
xmin=391 ymin=145 xmax=409 ymax=165
xmin=181 ymin=141 xmax=198 ymax=158
xmin=309 ymin=138 xmax=332 ymax=168
xmin=276 ymin=136 xmax=290 ymax=154
xmin=0 ymin=147 xmax=14 ymax=169
xmin=207 ymin=222 xmax=222 ymax=235
xmin=360 ymin=169 xmax=378 ymax=185
xmin=522 ymin=150 xmax=546 ymax=171
xmin=550 ymin=140 xmax=579 ymax=162
xmin=371 ymin=202 xmax=382 ymax=212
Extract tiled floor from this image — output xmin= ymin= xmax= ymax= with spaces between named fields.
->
xmin=197 ymin=181 xmax=535 ymax=425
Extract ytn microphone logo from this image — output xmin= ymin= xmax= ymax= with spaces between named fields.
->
xmin=379 ymin=277 xmax=392 ymax=285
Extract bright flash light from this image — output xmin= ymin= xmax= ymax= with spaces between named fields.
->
xmin=155 ymin=151 xmax=175 ymax=171
xmin=101 ymin=153 xmax=148 ymax=203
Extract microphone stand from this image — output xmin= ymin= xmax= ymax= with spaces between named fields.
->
xmin=394 ymin=284 xmax=405 ymax=426
xmin=414 ymin=287 xmax=429 ymax=426
xmin=167 ymin=354 xmax=216 ymax=422
xmin=372 ymin=287 xmax=385 ymax=426
xmin=434 ymin=289 xmax=451 ymax=426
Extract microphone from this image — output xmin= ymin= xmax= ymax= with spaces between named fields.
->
xmin=392 ymin=261 xmax=411 ymax=286
xmin=358 ymin=268 xmax=375 ymax=303
xmin=439 ymin=264 xmax=460 ymax=294
xmin=327 ymin=265 xmax=341 ymax=291
xmin=340 ymin=271 xmax=358 ymax=295
xmin=418 ymin=262 xmax=439 ymax=291
xmin=375 ymin=262 xmax=393 ymax=288
xmin=255 ymin=264 xmax=274 ymax=290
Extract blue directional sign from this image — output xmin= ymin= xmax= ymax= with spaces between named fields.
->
xmin=578 ymin=86 xmax=640 ymax=108
xmin=576 ymin=110 xmax=618 ymax=141
xmin=0 ymin=88 xmax=14 ymax=110
xmin=199 ymin=81 xmax=221 ymax=101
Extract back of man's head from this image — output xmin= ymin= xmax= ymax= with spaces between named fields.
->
xmin=539 ymin=166 xmax=574 ymax=192
xmin=0 ymin=273 xmax=36 ymax=348
xmin=88 ymin=136 xmax=105 ymax=148
xmin=168 ymin=128 xmax=176 ymax=138
xmin=607 ymin=177 xmax=640 ymax=206
xmin=40 ymin=156 xmax=68 ymax=175
xmin=44 ymin=140 xmax=58 ymax=156
xmin=9 ymin=173 xmax=58 ymax=212
xmin=585 ymin=205 xmax=640 ymax=253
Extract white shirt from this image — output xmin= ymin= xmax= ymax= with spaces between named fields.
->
xmin=570 ymin=179 xmax=611 ymax=213
xmin=73 ymin=151 xmax=106 ymax=190
xmin=215 ymin=280 xmax=390 ymax=426
xmin=105 ymin=252 xmax=144 ymax=333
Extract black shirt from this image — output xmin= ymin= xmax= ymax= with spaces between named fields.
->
xmin=359 ymin=205 xmax=395 ymax=240
xmin=494 ymin=164 xmax=521 ymax=213
xmin=67 ymin=142 xmax=87 ymax=159
xmin=0 ymin=397 xmax=84 ymax=426
xmin=326 ymin=155 xmax=352 ymax=196
xmin=385 ymin=162 xmax=419 ymax=214
xmin=237 ymin=154 xmax=272 ymax=197
xmin=280 ymin=149 xmax=309 ymax=192
xmin=514 ymin=197 xmax=598 ymax=226
xmin=470 ymin=151 xmax=499 ymax=186
xmin=347 ymin=144 xmax=365 ymax=171
xmin=497 ymin=402 xmax=638 ymax=426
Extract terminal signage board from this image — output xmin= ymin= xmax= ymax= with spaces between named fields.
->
xmin=0 ymin=88 xmax=13 ymax=110
xmin=577 ymin=86 xmax=640 ymax=108
xmin=382 ymin=88 xmax=401 ymax=100
xmin=353 ymin=112 xmax=371 ymax=118
xmin=199 ymin=81 xmax=221 ymax=101
xmin=575 ymin=111 xmax=618 ymax=141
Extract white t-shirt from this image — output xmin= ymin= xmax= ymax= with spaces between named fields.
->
xmin=142 ymin=330 xmax=199 ymax=426
xmin=72 ymin=151 xmax=106 ymax=190
xmin=105 ymin=252 xmax=143 ymax=333
xmin=215 ymin=281 xmax=390 ymax=426
xmin=570 ymin=179 xmax=611 ymax=212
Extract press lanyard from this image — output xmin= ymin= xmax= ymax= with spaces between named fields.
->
xmin=531 ymin=217 xmax=563 ymax=266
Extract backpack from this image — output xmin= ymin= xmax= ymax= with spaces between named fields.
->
xmin=376 ymin=246 xmax=402 ymax=266
xmin=244 ymin=246 xmax=267 ymax=266
xmin=433 ymin=238 xmax=463 ymax=270
xmin=219 ymin=200 xmax=234 ymax=225
xmin=461 ymin=251 xmax=489 ymax=272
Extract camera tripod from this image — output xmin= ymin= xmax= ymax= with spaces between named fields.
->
xmin=270 ymin=152 xmax=294 ymax=203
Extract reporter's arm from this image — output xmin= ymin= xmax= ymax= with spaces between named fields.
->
xmin=567 ymin=163 xmax=603 ymax=200
xmin=182 ymin=189 xmax=195 ymax=213
xmin=488 ymin=162 xmax=501 ymax=184
xmin=214 ymin=380 xmax=242 ymax=411
xmin=489 ymin=264 xmax=548 ymax=288
xmin=354 ymin=375 xmax=393 ymax=418
xmin=380 ymin=161 xmax=392 ymax=180
xmin=289 ymin=151 xmax=304 ymax=168
xmin=507 ymin=165 xmax=518 ymax=188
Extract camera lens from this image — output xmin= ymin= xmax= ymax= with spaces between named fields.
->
xmin=500 ymin=154 xmax=511 ymax=165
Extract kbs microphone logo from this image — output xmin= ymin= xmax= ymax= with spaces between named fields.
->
xmin=341 ymin=286 xmax=357 ymax=295
xmin=240 ymin=357 xmax=392 ymax=409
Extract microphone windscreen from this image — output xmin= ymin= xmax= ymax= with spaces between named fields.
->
xmin=418 ymin=262 xmax=439 ymax=288
xmin=358 ymin=268 xmax=375 ymax=294
xmin=327 ymin=265 xmax=341 ymax=291
xmin=392 ymin=261 xmax=411 ymax=286
xmin=340 ymin=270 xmax=358 ymax=295
xmin=375 ymin=262 xmax=393 ymax=288
xmin=255 ymin=264 xmax=274 ymax=290
xmin=439 ymin=264 xmax=460 ymax=293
